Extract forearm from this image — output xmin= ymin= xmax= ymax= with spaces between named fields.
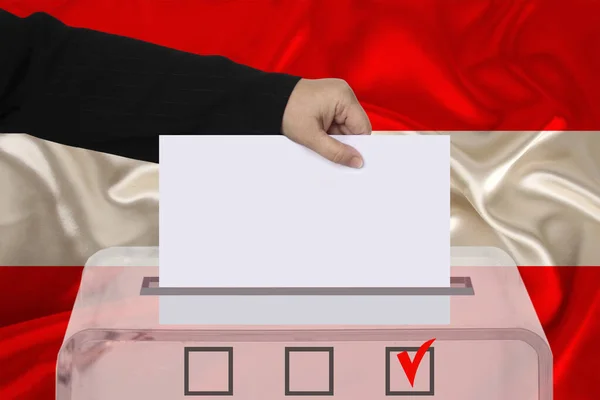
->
xmin=0 ymin=11 xmax=301 ymax=162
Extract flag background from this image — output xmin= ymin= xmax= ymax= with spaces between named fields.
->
xmin=1 ymin=0 xmax=600 ymax=399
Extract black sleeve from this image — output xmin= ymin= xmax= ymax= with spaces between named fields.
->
xmin=0 ymin=10 xmax=301 ymax=162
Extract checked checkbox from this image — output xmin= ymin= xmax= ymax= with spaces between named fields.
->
xmin=386 ymin=339 xmax=435 ymax=396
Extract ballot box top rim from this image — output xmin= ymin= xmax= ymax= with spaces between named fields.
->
xmin=66 ymin=246 xmax=550 ymax=340
xmin=85 ymin=246 xmax=518 ymax=268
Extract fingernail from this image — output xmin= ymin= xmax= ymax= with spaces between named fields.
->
xmin=350 ymin=156 xmax=363 ymax=168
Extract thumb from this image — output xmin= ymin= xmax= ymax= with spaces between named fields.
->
xmin=306 ymin=130 xmax=364 ymax=168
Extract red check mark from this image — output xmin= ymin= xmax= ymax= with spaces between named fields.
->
xmin=396 ymin=338 xmax=436 ymax=387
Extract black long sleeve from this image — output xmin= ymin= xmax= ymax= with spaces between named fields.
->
xmin=0 ymin=10 xmax=301 ymax=162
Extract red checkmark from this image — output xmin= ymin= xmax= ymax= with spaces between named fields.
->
xmin=396 ymin=338 xmax=436 ymax=387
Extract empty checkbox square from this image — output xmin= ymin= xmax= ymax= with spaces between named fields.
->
xmin=285 ymin=347 xmax=334 ymax=396
xmin=386 ymin=346 xmax=434 ymax=396
xmin=184 ymin=347 xmax=233 ymax=396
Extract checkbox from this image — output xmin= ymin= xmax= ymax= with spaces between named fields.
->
xmin=184 ymin=347 xmax=233 ymax=396
xmin=285 ymin=347 xmax=334 ymax=396
xmin=386 ymin=346 xmax=434 ymax=396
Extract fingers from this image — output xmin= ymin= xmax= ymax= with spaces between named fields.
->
xmin=344 ymin=102 xmax=372 ymax=134
xmin=328 ymin=80 xmax=372 ymax=135
xmin=281 ymin=78 xmax=369 ymax=168
xmin=327 ymin=124 xmax=344 ymax=135
xmin=306 ymin=131 xmax=364 ymax=168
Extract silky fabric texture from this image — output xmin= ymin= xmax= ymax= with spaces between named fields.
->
xmin=0 ymin=0 xmax=600 ymax=399
xmin=1 ymin=131 xmax=600 ymax=266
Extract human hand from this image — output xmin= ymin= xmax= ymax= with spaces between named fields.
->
xmin=281 ymin=78 xmax=372 ymax=168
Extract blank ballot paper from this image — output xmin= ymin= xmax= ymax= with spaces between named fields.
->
xmin=159 ymin=134 xmax=450 ymax=289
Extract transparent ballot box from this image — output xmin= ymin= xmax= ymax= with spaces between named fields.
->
xmin=56 ymin=247 xmax=552 ymax=399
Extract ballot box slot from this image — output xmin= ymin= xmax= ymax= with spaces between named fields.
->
xmin=139 ymin=276 xmax=474 ymax=296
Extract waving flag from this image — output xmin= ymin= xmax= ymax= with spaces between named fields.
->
xmin=1 ymin=0 xmax=600 ymax=399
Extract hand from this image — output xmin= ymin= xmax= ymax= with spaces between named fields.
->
xmin=281 ymin=78 xmax=372 ymax=168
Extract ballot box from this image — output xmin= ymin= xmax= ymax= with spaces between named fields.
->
xmin=56 ymin=246 xmax=552 ymax=400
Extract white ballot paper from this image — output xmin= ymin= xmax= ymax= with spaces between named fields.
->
xmin=159 ymin=134 xmax=450 ymax=289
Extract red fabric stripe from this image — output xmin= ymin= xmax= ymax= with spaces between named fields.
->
xmin=0 ymin=267 xmax=599 ymax=399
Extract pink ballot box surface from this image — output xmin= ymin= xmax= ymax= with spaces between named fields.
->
xmin=57 ymin=247 xmax=552 ymax=400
